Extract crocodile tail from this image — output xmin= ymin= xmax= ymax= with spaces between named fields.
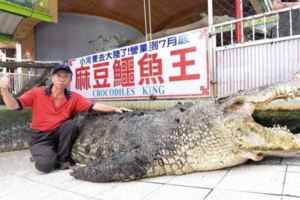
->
xmin=0 ymin=125 xmax=29 ymax=153
xmin=70 ymin=151 xmax=152 ymax=182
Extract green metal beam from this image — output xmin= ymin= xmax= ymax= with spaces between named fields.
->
xmin=0 ymin=0 xmax=52 ymax=22
xmin=0 ymin=34 xmax=13 ymax=43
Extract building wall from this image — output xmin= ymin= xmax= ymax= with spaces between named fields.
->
xmin=35 ymin=13 xmax=142 ymax=61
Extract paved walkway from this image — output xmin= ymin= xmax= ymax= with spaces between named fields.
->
xmin=1 ymin=150 xmax=300 ymax=200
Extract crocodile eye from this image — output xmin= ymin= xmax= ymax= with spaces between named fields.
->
xmin=179 ymin=107 xmax=186 ymax=112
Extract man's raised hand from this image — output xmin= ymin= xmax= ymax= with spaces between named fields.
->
xmin=0 ymin=73 xmax=10 ymax=90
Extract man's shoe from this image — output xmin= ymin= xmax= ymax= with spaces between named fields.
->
xmin=29 ymin=157 xmax=35 ymax=162
xmin=58 ymin=161 xmax=74 ymax=170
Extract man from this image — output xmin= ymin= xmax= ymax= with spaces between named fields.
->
xmin=0 ymin=64 xmax=131 ymax=173
xmin=273 ymin=0 xmax=300 ymax=37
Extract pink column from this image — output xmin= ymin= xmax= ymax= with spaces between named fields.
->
xmin=235 ymin=0 xmax=243 ymax=43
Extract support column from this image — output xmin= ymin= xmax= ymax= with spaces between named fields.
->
xmin=235 ymin=0 xmax=243 ymax=43
xmin=0 ymin=50 xmax=7 ymax=73
xmin=208 ymin=0 xmax=217 ymax=97
xmin=15 ymin=42 xmax=22 ymax=94
xmin=16 ymin=42 xmax=22 ymax=74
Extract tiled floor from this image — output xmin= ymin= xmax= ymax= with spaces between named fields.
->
xmin=1 ymin=150 xmax=300 ymax=200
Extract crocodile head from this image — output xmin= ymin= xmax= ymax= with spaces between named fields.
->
xmin=222 ymin=103 xmax=300 ymax=161
xmin=220 ymin=73 xmax=300 ymax=160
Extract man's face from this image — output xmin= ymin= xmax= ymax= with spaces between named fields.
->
xmin=51 ymin=70 xmax=72 ymax=89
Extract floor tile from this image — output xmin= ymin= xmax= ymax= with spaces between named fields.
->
xmin=39 ymin=190 xmax=90 ymax=200
xmin=2 ymin=150 xmax=300 ymax=200
xmin=23 ymin=169 xmax=82 ymax=189
xmin=0 ymin=170 xmax=13 ymax=181
xmin=0 ymin=174 xmax=26 ymax=197
xmin=65 ymin=181 xmax=118 ymax=197
xmin=205 ymin=189 xmax=281 ymax=200
xmin=282 ymin=196 xmax=300 ymax=200
xmin=0 ymin=150 xmax=34 ymax=175
xmin=283 ymin=172 xmax=300 ymax=197
xmin=143 ymin=184 xmax=210 ymax=200
xmin=0 ymin=181 xmax=60 ymax=200
xmin=0 ymin=150 xmax=31 ymax=164
xmin=141 ymin=175 xmax=175 ymax=184
xmin=282 ymin=156 xmax=300 ymax=165
xmin=95 ymin=181 xmax=162 ymax=200
xmin=217 ymin=165 xmax=286 ymax=194
xmin=167 ymin=170 xmax=228 ymax=188
xmin=287 ymin=165 xmax=300 ymax=173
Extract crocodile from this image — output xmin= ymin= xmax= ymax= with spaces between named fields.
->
xmin=1 ymin=74 xmax=300 ymax=182
xmin=69 ymin=73 xmax=300 ymax=182
xmin=0 ymin=125 xmax=29 ymax=153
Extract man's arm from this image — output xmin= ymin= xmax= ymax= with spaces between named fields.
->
xmin=92 ymin=103 xmax=132 ymax=113
xmin=273 ymin=0 xmax=300 ymax=10
xmin=0 ymin=74 xmax=19 ymax=110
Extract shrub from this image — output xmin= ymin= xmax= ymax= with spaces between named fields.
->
xmin=0 ymin=109 xmax=31 ymax=131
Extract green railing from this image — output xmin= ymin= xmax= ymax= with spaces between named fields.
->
xmin=3 ymin=0 xmax=49 ymax=13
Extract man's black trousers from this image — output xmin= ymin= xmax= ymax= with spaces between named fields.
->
xmin=25 ymin=120 xmax=78 ymax=173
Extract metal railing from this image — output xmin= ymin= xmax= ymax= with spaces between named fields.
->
xmin=214 ymin=5 xmax=300 ymax=47
xmin=0 ymin=73 xmax=40 ymax=95
xmin=213 ymin=0 xmax=274 ymax=19
xmin=213 ymin=5 xmax=300 ymax=98
xmin=215 ymin=37 xmax=300 ymax=98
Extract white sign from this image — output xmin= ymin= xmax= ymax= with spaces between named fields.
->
xmin=69 ymin=28 xmax=210 ymax=100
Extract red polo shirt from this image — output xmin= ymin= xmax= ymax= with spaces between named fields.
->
xmin=17 ymin=86 xmax=93 ymax=132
